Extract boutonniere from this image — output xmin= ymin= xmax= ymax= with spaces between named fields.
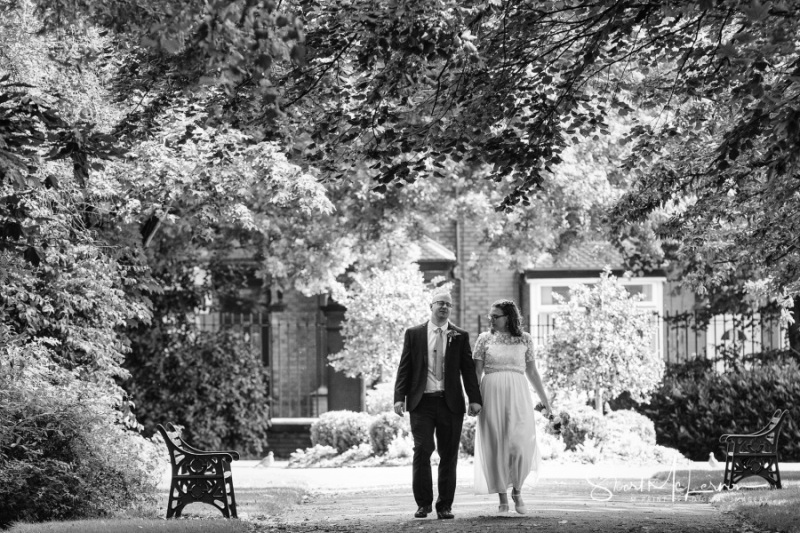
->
xmin=446 ymin=329 xmax=460 ymax=346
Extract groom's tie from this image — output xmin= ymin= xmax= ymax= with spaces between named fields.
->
xmin=434 ymin=327 xmax=444 ymax=380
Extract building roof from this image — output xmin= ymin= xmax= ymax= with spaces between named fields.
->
xmin=525 ymin=241 xmax=625 ymax=278
xmin=417 ymin=235 xmax=457 ymax=264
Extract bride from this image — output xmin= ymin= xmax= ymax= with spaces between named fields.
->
xmin=472 ymin=299 xmax=553 ymax=514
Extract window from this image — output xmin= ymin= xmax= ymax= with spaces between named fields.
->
xmin=623 ymin=284 xmax=653 ymax=301
xmin=527 ymin=276 xmax=666 ymax=358
xmin=540 ymin=286 xmax=571 ymax=305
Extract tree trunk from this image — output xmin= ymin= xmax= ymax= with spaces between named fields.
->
xmin=594 ymin=385 xmax=603 ymax=413
xmin=789 ymin=296 xmax=800 ymax=358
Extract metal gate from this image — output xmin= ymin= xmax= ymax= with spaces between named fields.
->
xmin=196 ymin=313 xmax=327 ymax=417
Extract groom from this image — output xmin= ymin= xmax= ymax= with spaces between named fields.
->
xmin=393 ymin=291 xmax=482 ymax=520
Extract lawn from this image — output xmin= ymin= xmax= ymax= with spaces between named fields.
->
xmin=650 ymin=467 xmax=800 ymax=533
xmin=713 ymin=485 xmax=800 ymax=533
xmin=7 ymin=519 xmax=251 ymax=533
xmin=5 ymin=488 xmax=304 ymax=533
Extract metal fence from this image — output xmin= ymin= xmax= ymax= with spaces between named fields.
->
xmin=196 ymin=313 xmax=327 ymax=418
xmin=518 ymin=309 xmax=788 ymax=372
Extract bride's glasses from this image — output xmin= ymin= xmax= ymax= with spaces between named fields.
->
xmin=488 ymin=314 xmax=506 ymax=321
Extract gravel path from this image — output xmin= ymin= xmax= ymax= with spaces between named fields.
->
xmin=236 ymin=461 xmax=763 ymax=533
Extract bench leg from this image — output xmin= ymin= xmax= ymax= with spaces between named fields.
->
xmin=722 ymin=455 xmax=734 ymax=489
xmin=227 ymin=476 xmax=238 ymax=519
xmin=724 ymin=454 xmax=783 ymax=490
xmin=166 ymin=482 xmax=185 ymax=518
xmin=165 ymin=476 xmax=237 ymax=519
xmin=774 ymin=459 xmax=782 ymax=489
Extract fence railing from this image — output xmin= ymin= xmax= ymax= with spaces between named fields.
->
xmin=518 ymin=309 xmax=788 ymax=372
xmin=196 ymin=312 xmax=327 ymax=418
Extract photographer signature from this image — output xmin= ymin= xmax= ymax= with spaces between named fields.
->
xmin=586 ymin=457 xmax=747 ymax=502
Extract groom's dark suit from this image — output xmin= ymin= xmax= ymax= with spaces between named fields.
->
xmin=394 ymin=321 xmax=482 ymax=514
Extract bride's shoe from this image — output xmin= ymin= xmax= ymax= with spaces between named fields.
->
xmin=511 ymin=489 xmax=527 ymax=514
xmin=497 ymin=503 xmax=509 ymax=513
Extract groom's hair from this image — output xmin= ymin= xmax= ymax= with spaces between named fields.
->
xmin=430 ymin=291 xmax=452 ymax=304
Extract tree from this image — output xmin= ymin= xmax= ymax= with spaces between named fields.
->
xmin=0 ymin=1 xmax=334 ymax=515
xmin=602 ymin=1 xmax=800 ymax=345
xmin=22 ymin=0 xmax=800 ymax=306
xmin=328 ymin=251 xmax=446 ymax=385
xmin=15 ymin=0 xmax=798 ymax=416
xmin=543 ymin=268 xmax=664 ymax=412
xmin=0 ymin=0 xmax=334 ymax=388
xmin=281 ymin=0 xmax=800 ymax=320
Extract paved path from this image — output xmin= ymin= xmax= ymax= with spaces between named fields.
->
xmin=161 ymin=460 xmax=793 ymax=532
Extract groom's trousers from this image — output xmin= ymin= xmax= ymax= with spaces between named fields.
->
xmin=409 ymin=394 xmax=464 ymax=511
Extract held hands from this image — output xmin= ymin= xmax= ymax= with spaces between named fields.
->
xmin=396 ymin=401 xmax=483 ymax=416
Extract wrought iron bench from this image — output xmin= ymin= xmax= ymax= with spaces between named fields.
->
xmin=156 ymin=423 xmax=239 ymax=518
xmin=719 ymin=409 xmax=787 ymax=489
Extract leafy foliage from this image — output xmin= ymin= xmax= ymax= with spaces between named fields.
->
xmin=1 ymin=2 xmax=331 ymax=512
xmin=603 ymin=1 xmax=800 ymax=303
xmin=368 ymin=411 xmax=410 ymax=456
xmin=309 ymin=410 xmax=372 ymax=454
xmin=558 ymin=406 xmax=607 ymax=452
xmin=543 ymin=268 xmax=664 ymax=410
xmin=459 ymin=415 xmax=477 ymax=456
xmin=328 ymin=261 xmax=442 ymax=383
xmin=365 ymin=381 xmax=396 ymax=415
xmin=631 ymin=354 xmax=800 ymax=461
xmin=126 ymin=327 xmax=271 ymax=457
xmin=14 ymin=0 xmax=800 ymax=306
xmin=0 ymin=347 xmax=162 ymax=527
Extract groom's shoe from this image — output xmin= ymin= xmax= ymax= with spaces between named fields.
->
xmin=414 ymin=505 xmax=432 ymax=518
xmin=436 ymin=508 xmax=454 ymax=519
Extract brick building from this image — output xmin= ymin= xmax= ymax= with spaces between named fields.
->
xmin=204 ymin=221 xmax=786 ymax=456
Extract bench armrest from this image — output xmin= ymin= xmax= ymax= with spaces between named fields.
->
xmin=181 ymin=441 xmax=240 ymax=460
xmin=180 ymin=450 xmax=239 ymax=462
xmin=720 ymin=432 xmax=766 ymax=442
xmin=157 ymin=423 xmax=241 ymax=462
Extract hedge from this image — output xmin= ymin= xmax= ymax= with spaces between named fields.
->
xmin=126 ymin=327 xmax=271 ymax=457
xmin=617 ymin=355 xmax=800 ymax=461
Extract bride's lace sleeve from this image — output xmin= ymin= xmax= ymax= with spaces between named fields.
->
xmin=473 ymin=332 xmax=488 ymax=362
xmin=523 ymin=332 xmax=535 ymax=363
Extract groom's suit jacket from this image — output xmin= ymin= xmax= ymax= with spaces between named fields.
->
xmin=394 ymin=322 xmax=482 ymax=414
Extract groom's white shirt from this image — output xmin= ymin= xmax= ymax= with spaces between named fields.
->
xmin=425 ymin=320 xmax=449 ymax=393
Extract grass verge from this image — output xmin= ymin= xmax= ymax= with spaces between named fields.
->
xmin=6 ymin=518 xmax=252 ymax=533
xmin=712 ymin=485 xmax=800 ymax=533
xmin=650 ymin=467 xmax=800 ymax=533
xmin=6 ymin=487 xmax=304 ymax=533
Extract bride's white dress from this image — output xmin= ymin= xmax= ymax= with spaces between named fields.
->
xmin=473 ymin=331 xmax=541 ymax=494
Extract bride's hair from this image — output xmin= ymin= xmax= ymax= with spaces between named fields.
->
xmin=490 ymin=299 xmax=524 ymax=337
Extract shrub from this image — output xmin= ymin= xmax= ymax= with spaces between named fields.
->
xmin=126 ymin=327 xmax=271 ymax=457
xmin=560 ymin=406 xmax=608 ymax=451
xmin=288 ymin=444 xmax=339 ymax=467
xmin=574 ymin=437 xmax=603 ymax=464
xmin=365 ymin=382 xmax=396 ymax=415
xmin=627 ymin=355 xmax=800 ymax=461
xmin=604 ymin=409 xmax=656 ymax=446
xmin=460 ymin=416 xmax=477 ymax=456
xmin=369 ymin=412 xmax=410 ymax=455
xmin=537 ymin=430 xmax=566 ymax=461
xmin=310 ymin=410 xmax=373 ymax=453
xmin=386 ymin=434 xmax=414 ymax=459
xmin=0 ymin=351 xmax=163 ymax=527
xmin=288 ymin=443 xmax=376 ymax=468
